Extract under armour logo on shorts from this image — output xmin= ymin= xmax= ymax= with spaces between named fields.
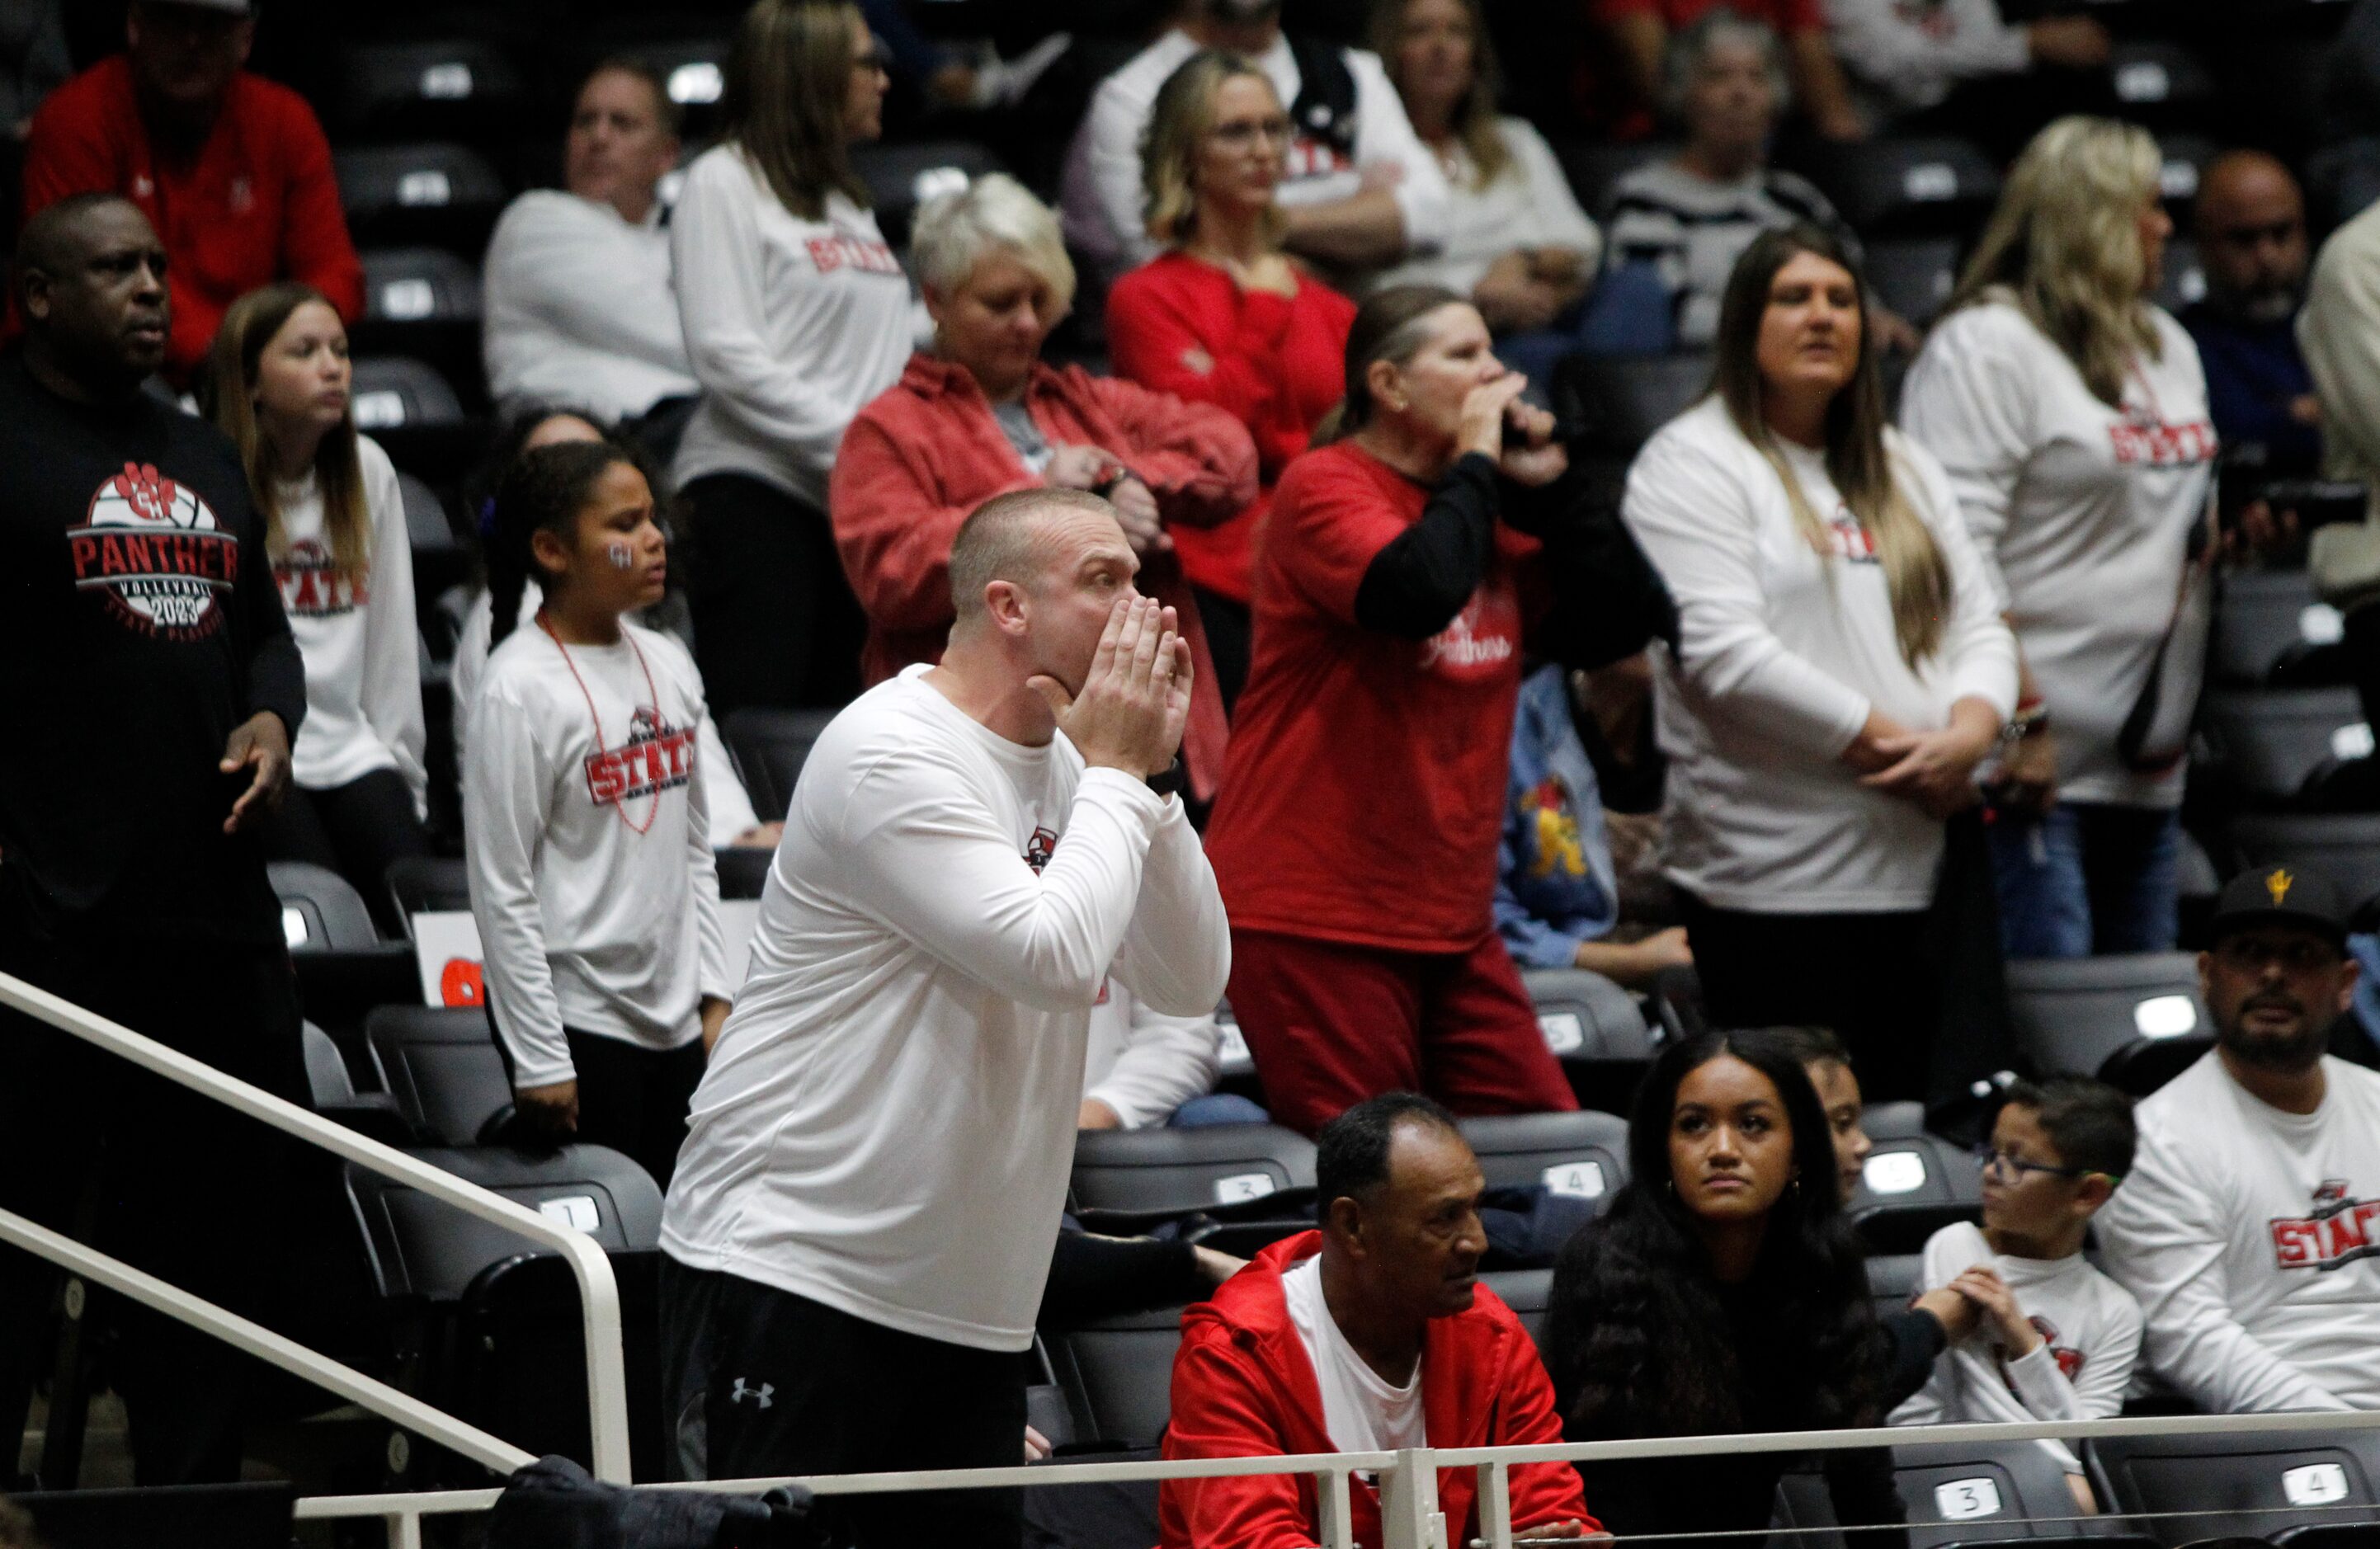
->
xmin=729 ymin=1377 xmax=774 ymax=1409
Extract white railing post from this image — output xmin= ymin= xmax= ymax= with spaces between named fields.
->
xmin=384 ymin=1509 xmax=424 ymax=1549
xmin=1316 ymin=1464 xmax=1357 ymax=1549
xmin=1475 ymin=1460 xmax=1514 ymax=1549
xmin=0 ymin=969 xmax=632 ymax=1481
xmin=1381 ymin=1447 xmax=1444 ymax=1549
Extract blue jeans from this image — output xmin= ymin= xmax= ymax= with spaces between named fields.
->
xmin=1167 ymin=1092 xmax=1270 ymax=1128
xmin=1986 ymin=803 xmax=2181 ymax=958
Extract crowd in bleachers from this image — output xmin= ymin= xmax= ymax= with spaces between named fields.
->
xmin=12 ymin=0 xmax=2380 ymax=1546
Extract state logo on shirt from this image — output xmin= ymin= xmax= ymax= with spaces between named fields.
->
xmin=1024 ymin=825 xmax=1059 ymax=873
xmin=2271 ymin=1179 xmax=2380 ymax=1274
xmin=1994 ymin=1313 xmax=2085 ymax=1391
xmin=1418 ymin=592 xmax=1518 ymax=681
xmin=585 ymin=704 xmax=695 ymax=810
xmin=68 ymin=462 xmax=238 ymax=641
xmin=276 ymin=538 xmax=368 ymax=618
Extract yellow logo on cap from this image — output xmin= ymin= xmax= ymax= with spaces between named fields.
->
xmin=2269 ymin=868 xmax=2295 ymax=906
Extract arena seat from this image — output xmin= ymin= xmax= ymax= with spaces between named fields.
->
xmin=851 ymin=140 xmax=1011 ymax=246
xmin=342 ymin=1142 xmax=668 ymax=1480
xmin=2085 ymin=1426 xmax=2380 ymax=1546
xmin=1778 ymin=1438 xmax=2151 ymax=1549
xmin=357 ymin=247 xmax=485 ymax=398
xmin=1555 ymin=351 xmax=1713 ymax=458
xmin=2213 ymin=569 xmax=2345 ymax=689
xmin=2006 ymin=953 xmax=2209 ymax=1085
xmin=1482 ymin=1266 xmax=1554 ymax=1344
xmin=1458 ymin=1110 xmax=1629 ymax=1212
xmin=1865 ymin=1250 xmax=1922 ymax=1323
xmin=2156 ymin=132 xmax=2222 ymax=219
xmin=1521 ymin=967 xmax=1657 ymax=1112
xmin=268 ymin=862 xmax=422 ymax=1036
xmin=303 ymin=1021 xmax=415 ymax=1147
xmin=267 ymin=860 xmax=381 ymax=950
xmin=398 ymin=469 xmax=469 ymax=602
xmin=1068 ymin=1124 xmax=1317 ymax=1226
xmin=335 ymin=144 xmax=510 ymax=253
xmin=351 ymin=355 xmax=469 ymax=434
xmin=1554 ymin=137 xmax=1679 ymax=214
xmin=2230 ymin=812 xmax=2380 ymax=905
xmin=1799 ymin=136 xmax=2001 ymax=238
xmin=2201 ymin=687 xmax=2370 ymax=808
xmin=1865 ymin=237 xmax=1961 ymax=327
xmin=593 ymin=33 xmax=732 ymax=139
xmin=2155 ymin=236 xmax=2208 ymax=313
xmin=386 ymin=855 xmax=473 ymax=935
xmin=719 ymin=707 xmax=840 ymax=817
xmin=336 ymin=40 xmax=532 ymax=141
xmin=365 ymin=1005 xmax=511 ymax=1148
xmin=1862 ymin=1100 xmax=1929 ymax=1141
xmin=1044 ymin=1302 xmax=1185 ymax=1451
xmin=1850 ymin=1130 xmax=1983 ymax=1254
xmin=7 ymin=1482 xmax=297 ymax=1549
xmin=2106 ymin=40 xmax=2217 ymax=130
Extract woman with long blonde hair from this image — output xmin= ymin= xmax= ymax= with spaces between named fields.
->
xmin=668 ymin=0 xmax=909 ymax=717
xmin=205 ymin=281 xmax=428 ymax=929
xmin=1621 ymin=226 xmax=2016 ymax=1100
xmin=1902 ymin=116 xmax=2215 ymax=959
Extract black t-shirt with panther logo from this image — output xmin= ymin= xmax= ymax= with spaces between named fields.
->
xmin=0 ymin=353 xmax=305 ymax=941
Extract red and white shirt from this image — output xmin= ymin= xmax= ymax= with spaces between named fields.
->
xmin=464 ymin=619 xmax=731 ymax=1087
xmin=1205 ymin=439 xmax=1532 ymax=952
xmin=2098 ymin=1052 xmax=2380 ymax=1414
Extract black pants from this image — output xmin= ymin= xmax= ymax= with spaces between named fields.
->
xmin=0 ymin=920 xmax=317 ymax=1485
xmin=487 ymin=1014 xmax=707 ymax=1191
xmin=260 ymin=767 xmax=431 ymax=936
xmin=659 ymin=1262 xmax=1025 ymax=1547
xmin=1674 ymin=892 xmax=1935 ymax=1103
xmin=682 ymin=473 xmax=865 ymax=718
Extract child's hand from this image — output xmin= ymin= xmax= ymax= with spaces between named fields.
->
xmin=1949 ymin=1266 xmax=2043 ymax=1357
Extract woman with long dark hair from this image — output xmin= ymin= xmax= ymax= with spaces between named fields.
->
xmin=669 ymin=0 xmax=907 ymax=715
xmin=1542 ymin=1028 xmax=1907 ymax=1548
xmin=1621 ymin=224 xmax=2015 ymax=1100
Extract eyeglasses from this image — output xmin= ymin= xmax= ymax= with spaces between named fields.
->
xmin=1209 ymin=115 xmax=1294 ymax=149
xmin=1972 ymin=1145 xmax=2100 ymax=1184
xmin=2213 ymin=935 xmax=2340 ymax=973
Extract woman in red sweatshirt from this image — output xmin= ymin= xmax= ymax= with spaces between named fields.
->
xmin=1204 ymin=285 xmax=1597 ymax=1135
xmin=829 ymin=173 xmax=1257 ymax=800
xmin=1105 ymin=49 xmax=1357 ymax=707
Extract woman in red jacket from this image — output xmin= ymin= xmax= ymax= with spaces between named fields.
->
xmin=1204 ymin=285 xmax=1589 ymax=1136
xmin=829 ymin=173 xmax=1258 ymax=800
xmin=1105 ymin=49 xmax=1358 ymax=708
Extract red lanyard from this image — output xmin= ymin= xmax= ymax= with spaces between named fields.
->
xmin=537 ymin=610 xmax=666 ymax=835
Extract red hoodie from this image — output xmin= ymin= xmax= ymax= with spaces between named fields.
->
xmin=828 ymin=352 xmax=1257 ymax=800
xmin=1160 ymin=1231 xmax=1594 ymax=1549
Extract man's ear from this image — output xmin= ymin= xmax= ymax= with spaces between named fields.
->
xmin=2337 ymin=950 xmax=2362 ymax=1015
xmin=19 ymin=272 xmax=49 ymax=325
xmin=1324 ymin=1194 xmax=1364 ymax=1250
xmin=983 ymin=577 xmax=1030 ymax=636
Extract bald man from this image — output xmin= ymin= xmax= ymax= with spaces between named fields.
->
xmin=0 ymin=192 xmax=310 ymax=1485
xmin=2181 ymin=150 xmax=2321 ymax=477
xmin=659 ymin=487 xmax=1229 ymax=1546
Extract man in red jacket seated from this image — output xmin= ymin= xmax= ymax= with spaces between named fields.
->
xmin=1161 ymin=1093 xmax=1600 ymax=1548
xmin=21 ymin=0 xmax=363 ymax=385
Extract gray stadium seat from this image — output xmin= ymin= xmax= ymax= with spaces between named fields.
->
xmin=1866 ymin=237 xmax=1962 ymax=326
xmin=1521 ymin=967 xmax=1656 ymax=1111
xmin=2106 ymin=40 xmax=2217 ymax=128
xmin=2213 ymin=569 xmax=2345 ymax=689
xmin=2201 ymin=687 xmax=2369 ymax=807
xmin=385 ymin=855 xmax=472 ymax=937
xmin=303 ymin=1020 xmax=413 ymax=1147
xmin=1802 ymin=136 xmax=2001 ymax=237
xmin=363 ymin=247 xmax=485 ymax=327
xmin=365 ymin=1005 xmax=511 ymax=1147
xmin=335 ymin=144 xmax=508 ymax=252
xmin=602 ymin=35 xmax=732 ymax=138
xmin=267 ymin=860 xmax=380 ymax=950
xmin=1044 ymin=1302 xmax=1185 ymax=1450
xmin=2006 ymin=953 xmax=2209 ymax=1085
xmin=398 ymin=471 xmax=469 ymax=602
xmin=1779 ymin=1435 xmax=2153 ymax=1549
xmin=1481 ymin=1267 xmax=1554 ymax=1344
xmin=1851 ymin=1132 xmax=1984 ymax=1254
xmin=1069 ymin=1124 xmax=1317 ymax=1224
xmin=2155 ymin=237 xmax=2209 ymax=314
xmin=2156 ymin=132 xmax=2222 ymax=218
xmin=2230 ymin=812 xmax=2380 ymax=906
xmin=719 ymin=707 xmax=839 ymax=819
xmin=1866 ymin=1250 xmax=1922 ymax=1322
xmin=336 ymin=40 xmax=530 ymax=139
xmin=1459 ymin=1110 xmax=1629 ymax=1211
xmin=1557 ymin=352 xmax=1713 ymax=457
xmin=851 ymin=140 xmax=1010 ymax=246
xmin=1863 ymin=1100 xmax=1930 ymax=1141
xmin=2086 ymin=1427 xmax=2380 ymax=1546
xmin=1557 ymin=137 xmax=1679 ymax=215
xmin=350 ymin=356 xmax=467 ymax=433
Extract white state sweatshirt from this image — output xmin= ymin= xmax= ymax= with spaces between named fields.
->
xmin=1890 ymin=1220 xmax=2142 ymax=1472
xmin=464 ymin=619 xmax=733 ymax=1089
xmin=1622 ymin=397 xmax=2018 ymax=912
xmin=1899 ymin=297 xmax=2216 ymax=809
xmin=2096 ymin=1052 xmax=2380 ymax=1415
xmin=450 ymin=585 xmax=761 ymax=844
xmin=1370 ymin=118 xmax=1603 ymax=302
xmin=1083 ymin=977 xmax=1223 ymax=1130
xmin=273 ymin=434 xmax=427 ymax=812
xmin=483 ymin=189 xmax=700 ymax=423
xmin=660 ymin=667 xmax=1232 ymax=1351
xmin=668 ymin=144 xmax=916 ymax=507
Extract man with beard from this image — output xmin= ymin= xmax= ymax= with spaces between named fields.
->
xmin=2098 ymin=866 xmax=2380 ymax=1414
xmin=2181 ymin=152 xmax=2321 ymax=479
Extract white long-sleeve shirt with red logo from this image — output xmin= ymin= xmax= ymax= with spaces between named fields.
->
xmin=2097 ymin=1052 xmax=2380 ymax=1414
xmin=464 ymin=618 xmax=731 ymax=1088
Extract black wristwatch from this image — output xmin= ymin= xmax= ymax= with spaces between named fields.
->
xmin=1146 ymin=756 xmax=1189 ymax=799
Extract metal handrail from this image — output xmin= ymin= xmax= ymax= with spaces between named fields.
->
xmin=287 ymin=1405 xmax=2380 ymax=1549
xmin=0 ymin=970 xmax=634 ymax=1481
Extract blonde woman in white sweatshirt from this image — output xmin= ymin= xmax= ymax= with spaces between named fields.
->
xmin=1900 ymin=118 xmax=2215 ymax=961
xmin=206 ymin=283 xmax=428 ymax=933
xmin=1623 ymin=225 xmax=2016 ymax=1101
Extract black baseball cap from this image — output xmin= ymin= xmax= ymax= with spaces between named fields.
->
xmin=2208 ymin=864 xmax=2351 ymax=951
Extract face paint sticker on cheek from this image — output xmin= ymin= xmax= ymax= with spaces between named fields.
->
xmin=606 ymin=541 xmax=634 ymax=570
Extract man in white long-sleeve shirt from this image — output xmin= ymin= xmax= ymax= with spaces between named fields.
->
xmin=660 ymin=487 xmax=1231 ymax=1545
xmin=2099 ymin=867 xmax=2380 ymax=1415
xmin=482 ymin=61 xmax=700 ymax=425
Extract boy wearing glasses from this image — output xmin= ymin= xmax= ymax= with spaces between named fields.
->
xmin=1890 ymin=1076 xmax=2141 ymax=1512
xmin=2100 ymin=867 xmax=2380 ymax=1415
